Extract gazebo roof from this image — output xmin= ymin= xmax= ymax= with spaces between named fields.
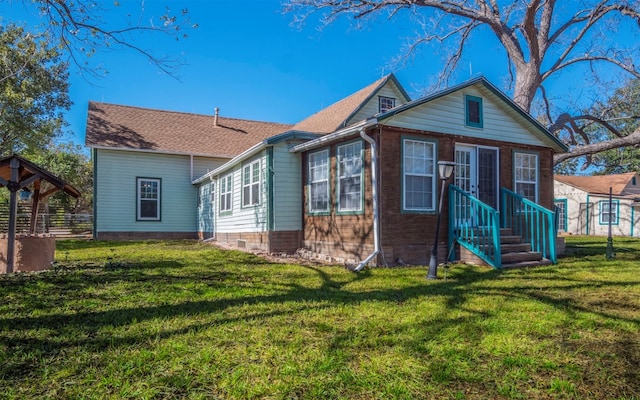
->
xmin=0 ymin=154 xmax=80 ymax=198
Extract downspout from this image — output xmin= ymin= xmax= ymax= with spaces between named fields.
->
xmin=353 ymin=128 xmax=379 ymax=272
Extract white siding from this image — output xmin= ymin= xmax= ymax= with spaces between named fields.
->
xmin=95 ymin=150 xmax=197 ymax=233
xmin=382 ymin=87 xmax=549 ymax=147
xmin=272 ymin=143 xmax=303 ymax=231
xmin=349 ymin=80 xmax=409 ymax=124
xmin=215 ymin=152 xmax=268 ymax=233
xmin=554 ymin=180 xmax=640 ymax=236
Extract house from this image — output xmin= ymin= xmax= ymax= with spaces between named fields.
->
xmin=554 ymin=173 xmax=640 ymax=236
xmin=87 ymin=74 xmax=568 ymax=268
xmin=86 ymin=102 xmax=291 ymax=239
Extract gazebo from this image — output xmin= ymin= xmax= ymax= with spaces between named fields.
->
xmin=0 ymin=154 xmax=80 ymax=273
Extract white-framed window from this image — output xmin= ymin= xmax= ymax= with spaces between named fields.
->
xmin=337 ymin=141 xmax=363 ymax=212
xmin=308 ymin=149 xmax=329 ymax=213
xmin=136 ymin=177 xmax=161 ymax=221
xmin=403 ymin=139 xmax=436 ymax=211
xmin=242 ymin=160 xmax=261 ymax=207
xmin=514 ymin=152 xmax=538 ymax=202
xmin=554 ymin=199 xmax=567 ymax=232
xmin=220 ymin=174 xmax=233 ymax=213
xmin=599 ymin=200 xmax=619 ymax=225
xmin=379 ymin=96 xmax=396 ymax=113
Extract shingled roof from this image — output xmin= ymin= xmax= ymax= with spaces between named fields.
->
xmin=555 ymin=172 xmax=639 ymax=196
xmin=85 ymin=102 xmax=292 ymax=158
xmin=291 ymin=74 xmax=400 ymax=134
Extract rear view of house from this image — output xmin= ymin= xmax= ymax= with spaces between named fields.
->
xmin=555 ymin=173 xmax=640 ymax=236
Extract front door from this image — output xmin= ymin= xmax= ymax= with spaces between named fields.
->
xmin=454 ymin=145 xmax=499 ymax=209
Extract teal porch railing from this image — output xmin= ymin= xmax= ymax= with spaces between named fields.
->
xmin=501 ymin=188 xmax=557 ymax=263
xmin=448 ymin=185 xmax=502 ymax=268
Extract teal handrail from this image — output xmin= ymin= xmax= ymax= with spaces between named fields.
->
xmin=448 ymin=185 xmax=502 ymax=268
xmin=501 ymin=188 xmax=557 ymax=263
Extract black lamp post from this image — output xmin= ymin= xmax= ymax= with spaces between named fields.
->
xmin=427 ymin=161 xmax=456 ymax=280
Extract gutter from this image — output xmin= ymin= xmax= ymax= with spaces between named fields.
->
xmin=352 ymin=126 xmax=380 ymax=272
xmin=290 ymin=119 xmax=376 ymax=153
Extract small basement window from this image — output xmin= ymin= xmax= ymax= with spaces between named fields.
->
xmin=465 ymin=94 xmax=483 ymax=128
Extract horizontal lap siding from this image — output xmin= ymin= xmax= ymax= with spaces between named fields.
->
xmin=272 ymin=144 xmax=303 ymax=231
xmin=349 ymin=81 xmax=409 ymax=123
xmin=382 ymin=88 xmax=549 ymax=148
xmin=95 ymin=150 xmax=197 ymax=233
xmin=216 ymin=152 xmax=267 ymax=233
xmin=192 ymin=156 xmax=227 ymax=180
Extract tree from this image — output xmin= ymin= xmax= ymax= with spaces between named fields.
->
xmin=584 ymin=79 xmax=640 ymax=174
xmin=0 ymin=24 xmax=70 ymax=155
xmin=284 ymin=0 xmax=640 ymax=165
xmin=4 ymin=0 xmax=196 ymax=79
xmin=26 ymin=143 xmax=93 ymax=214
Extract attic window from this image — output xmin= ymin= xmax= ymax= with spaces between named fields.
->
xmin=379 ymin=96 xmax=395 ymax=113
xmin=465 ymin=94 xmax=483 ymax=128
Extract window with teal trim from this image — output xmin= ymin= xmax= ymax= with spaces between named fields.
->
xmin=137 ymin=178 xmax=161 ymax=221
xmin=220 ymin=174 xmax=233 ymax=213
xmin=465 ymin=95 xmax=483 ymax=128
xmin=242 ymin=160 xmax=260 ymax=207
xmin=514 ymin=152 xmax=538 ymax=202
xmin=337 ymin=141 xmax=363 ymax=212
xmin=403 ymin=139 xmax=436 ymax=211
xmin=308 ymin=149 xmax=329 ymax=213
xmin=599 ymin=200 xmax=619 ymax=225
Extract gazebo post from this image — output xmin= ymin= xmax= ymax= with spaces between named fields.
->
xmin=6 ymin=158 xmax=20 ymax=273
xmin=29 ymin=180 xmax=41 ymax=235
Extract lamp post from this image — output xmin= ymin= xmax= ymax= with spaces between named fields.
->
xmin=427 ymin=161 xmax=456 ymax=280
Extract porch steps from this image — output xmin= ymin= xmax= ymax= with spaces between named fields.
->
xmin=499 ymin=228 xmax=548 ymax=268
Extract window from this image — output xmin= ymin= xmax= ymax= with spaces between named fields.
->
xmin=599 ymin=200 xmax=619 ymax=225
xmin=465 ymin=94 xmax=483 ymax=128
xmin=337 ymin=141 xmax=363 ymax=212
xmin=554 ymin=199 xmax=567 ymax=232
xmin=308 ymin=149 xmax=329 ymax=213
xmin=379 ymin=96 xmax=396 ymax=113
xmin=137 ymin=178 xmax=160 ymax=221
xmin=242 ymin=160 xmax=261 ymax=207
xmin=403 ymin=139 xmax=436 ymax=211
xmin=220 ymin=174 xmax=233 ymax=213
xmin=514 ymin=152 xmax=538 ymax=202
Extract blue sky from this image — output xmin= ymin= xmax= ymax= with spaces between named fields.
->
xmin=1 ymin=0 xmax=636 ymax=148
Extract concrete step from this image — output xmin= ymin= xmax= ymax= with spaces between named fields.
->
xmin=501 ymin=251 xmax=542 ymax=264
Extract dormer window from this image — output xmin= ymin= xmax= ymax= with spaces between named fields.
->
xmin=379 ymin=96 xmax=395 ymax=113
xmin=465 ymin=94 xmax=483 ymax=128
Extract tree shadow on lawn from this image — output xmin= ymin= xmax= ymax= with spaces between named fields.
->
xmin=1 ymin=250 xmax=638 ymax=394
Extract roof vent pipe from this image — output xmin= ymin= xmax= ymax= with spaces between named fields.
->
xmin=214 ymin=107 xmax=220 ymax=127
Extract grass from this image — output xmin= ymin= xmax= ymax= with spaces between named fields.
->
xmin=0 ymin=236 xmax=638 ymax=399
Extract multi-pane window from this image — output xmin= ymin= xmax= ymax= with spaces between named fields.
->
xmin=514 ymin=152 xmax=538 ymax=202
xmin=308 ymin=149 xmax=329 ymax=213
xmin=220 ymin=174 xmax=233 ymax=213
xmin=403 ymin=139 xmax=436 ymax=211
xmin=554 ymin=200 xmax=567 ymax=232
xmin=379 ymin=96 xmax=396 ymax=113
xmin=137 ymin=178 xmax=160 ymax=221
xmin=599 ymin=200 xmax=619 ymax=225
xmin=242 ymin=160 xmax=261 ymax=207
xmin=337 ymin=141 xmax=363 ymax=212
xmin=465 ymin=95 xmax=483 ymax=128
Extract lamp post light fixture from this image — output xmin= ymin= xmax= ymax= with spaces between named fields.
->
xmin=427 ymin=160 xmax=456 ymax=280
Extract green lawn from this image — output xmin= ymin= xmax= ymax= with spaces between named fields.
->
xmin=0 ymin=237 xmax=638 ymax=399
